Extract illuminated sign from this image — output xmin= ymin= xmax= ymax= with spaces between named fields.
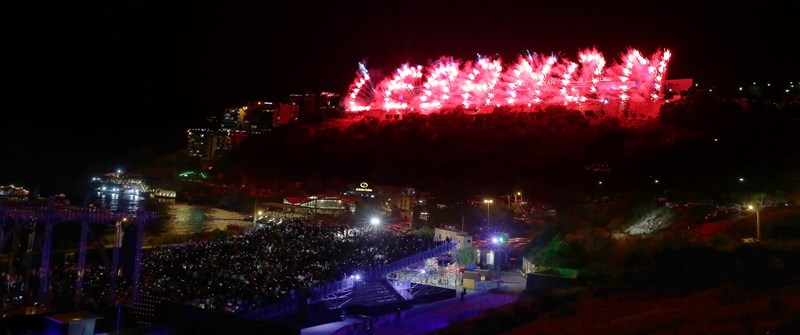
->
xmin=355 ymin=182 xmax=373 ymax=192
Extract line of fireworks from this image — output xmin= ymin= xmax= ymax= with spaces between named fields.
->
xmin=346 ymin=48 xmax=671 ymax=113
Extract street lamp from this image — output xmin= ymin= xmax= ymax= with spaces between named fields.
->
xmin=483 ymin=199 xmax=493 ymax=225
xmin=748 ymin=205 xmax=760 ymax=241
xmin=370 ymin=217 xmax=381 ymax=226
xmin=253 ymin=210 xmax=263 ymax=228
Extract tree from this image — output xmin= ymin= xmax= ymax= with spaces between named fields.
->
xmin=527 ymin=234 xmax=584 ymax=269
xmin=456 ymin=244 xmax=478 ymax=266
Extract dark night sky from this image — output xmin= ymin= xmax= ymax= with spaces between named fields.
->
xmin=1 ymin=1 xmax=796 ymax=195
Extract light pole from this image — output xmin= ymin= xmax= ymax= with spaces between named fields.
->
xmin=748 ymin=205 xmax=760 ymax=241
xmin=370 ymin=217 xmax=381 ymax=227
xmin=483 ymin=199 xmax=493 ymax=226
xmin=253 ymin=210 xmax=263 ymax=229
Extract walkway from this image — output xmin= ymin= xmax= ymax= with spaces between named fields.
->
xmin=374 ymin=290 xmax=519 ymax=335
xmin=301 ymin=318 xmax=359 ymax=335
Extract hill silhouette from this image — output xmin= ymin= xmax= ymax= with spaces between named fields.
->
xmin=213 ymin=96 xmax=800 ymax=206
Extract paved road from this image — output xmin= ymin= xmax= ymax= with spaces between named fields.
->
xmin=374 ymin=290 xmax=519 ymax=335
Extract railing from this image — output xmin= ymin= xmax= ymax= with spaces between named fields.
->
xmin=242 ymin=298 xmax=302 ymax=320
xmin=308 ymin=277 xmax=356 ymax=303
xmin=365 ymin=242 xmax=456 ymax=280
xmin=389 ymin=280 xmax=414 ymax=301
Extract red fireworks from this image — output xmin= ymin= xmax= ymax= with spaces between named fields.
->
xmin=346 ymin=48 xmax=671 ymax=116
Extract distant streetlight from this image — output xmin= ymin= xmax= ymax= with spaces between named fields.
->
xmin=483 ymin=199 xmax=493 ymax=225
xmin=253 ymin=210 xmax=263 ymax=228
xmin=748 ymin=205 xmax=761 ymax=241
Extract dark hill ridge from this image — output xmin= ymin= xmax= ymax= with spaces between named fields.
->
xmin=213 ymin=99 xmax=800 ymax=202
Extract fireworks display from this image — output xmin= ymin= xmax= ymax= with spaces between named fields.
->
xmin=346 ymin=48 xmax=671 ymax=116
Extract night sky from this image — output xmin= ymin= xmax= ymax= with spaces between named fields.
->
xmin=1 ymin=1 xmax=796 ymax=194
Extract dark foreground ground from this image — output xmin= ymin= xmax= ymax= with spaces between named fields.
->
xmin=436 ymin=268 xmax=800 ymax=334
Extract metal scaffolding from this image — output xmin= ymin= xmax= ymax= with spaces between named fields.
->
xmin=0 ymin=200 xmax=155 ymax=307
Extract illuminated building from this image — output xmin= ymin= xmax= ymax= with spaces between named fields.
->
xmin=228 ymin=130 xmax=249 ymax=148
xmin=220 ymin=101 xmax=294 ymax=133
xmin=0 ymin=184 xmax=30 ymax=198
xmin=283 ymin=194 xmax=358 ymax=215
xmin=318 ymin=92 xmax=343 ymax=118
xmin=187 ymin=128 xmax=218 ymax=159
xmin=189 ymin=101 xmax=299 ymax=160
xmin=289 ymin=93 xmax=317 ymax=121
xmin=237 ymin=101 xmax=277 ymax=132
xmin=345 ymin=182 xmax=419 ymax=221
xmin=289 ymin=92 xmax=344 ymax=122
xmin=276 ymin=103 xmax=299 ymax=126
xmin=221 ymin=106 xmax=247 ymax=130
xmin=433 ymin=227 xmax=473 ymax=249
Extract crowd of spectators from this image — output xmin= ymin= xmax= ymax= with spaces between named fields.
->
xmin=139 ymin=220 xmax=441 ymax=314
xmin=3 ymin=260 xmax=131 ymax=313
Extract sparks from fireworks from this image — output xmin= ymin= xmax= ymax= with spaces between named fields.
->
xmin=380 ymin=64 xmax=423 ymax=110
xmin=346 ymin=62 xmax=374 ymax=112
xmin=420 ymin=57 xmax=460 ymax=112
xmin=460 ymin=55 xmax=503 ymax=108
xmin=346 ymin=47 xmax=671 ymax=114
xmin=577 ymin=48 xmax=607 ymax=102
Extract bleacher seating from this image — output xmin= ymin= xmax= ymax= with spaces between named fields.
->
xmin=346 ymin=280 xmax=402 ymax=307
xmin=407 ymin=284 xmax=456 ymax=304
xmin=343 ymin=280 xmax=411 ymax=317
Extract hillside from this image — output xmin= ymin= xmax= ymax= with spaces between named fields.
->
xmin=213 ymin=96 xmax=800 ymax=206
